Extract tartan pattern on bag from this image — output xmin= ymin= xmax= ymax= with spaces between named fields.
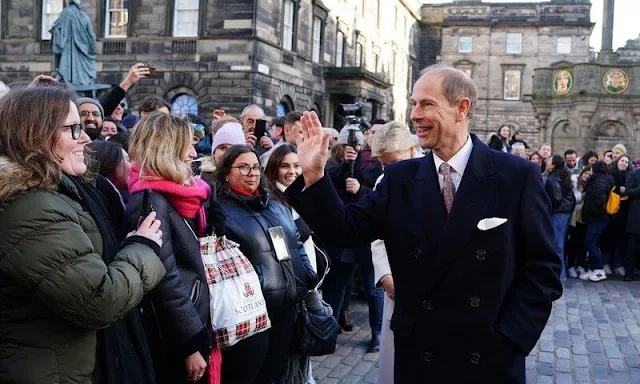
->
xmin=200 ymin=235 xmax=271 ymax=348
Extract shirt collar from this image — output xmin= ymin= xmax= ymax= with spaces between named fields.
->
xmin=433 ymin=134 xmax=473 ymax=176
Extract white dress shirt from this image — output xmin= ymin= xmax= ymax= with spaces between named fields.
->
xmin=432 ymin=134 xmax=473 ymax=192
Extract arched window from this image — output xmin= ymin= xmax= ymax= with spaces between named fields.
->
xmin=277 ymin=102 xmax=289 ymax=117
xmin=171 ymin=94 xmax=198 ymax=116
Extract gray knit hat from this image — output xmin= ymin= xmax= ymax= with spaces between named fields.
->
xmin=77 ymin=97 xmax=104 ymax=118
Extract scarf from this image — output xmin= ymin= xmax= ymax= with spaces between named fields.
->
xmin=66 ymin=175 xmax=155 ymax=384
xmin=230 ymin=184 xmax=260 ymax=197
xmin=129 ymin=162 xmax=210 ymax=236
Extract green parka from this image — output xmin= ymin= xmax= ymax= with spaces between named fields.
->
xmin=0 ymin=157 xmax=166 ymax=384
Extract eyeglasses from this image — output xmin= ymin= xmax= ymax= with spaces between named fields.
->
xmin=119 ymin=102 xmax=125 ymax=108
xmin=80 ymin=110 xmax=101 ymax=118
xmin=63 ymin=123 xmax=86 ymax=140
xmin=231 ymin=164 xmax=263 ymax=176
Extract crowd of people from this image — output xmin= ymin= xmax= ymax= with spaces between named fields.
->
xmin=488 ymin=127 xmax=640 ymax=283
xmin=3 ymin=62 xmax=623 ymax=383
xmin=0 ymin=64 xmax=406 ymax=384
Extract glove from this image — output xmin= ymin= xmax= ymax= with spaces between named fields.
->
xmin=206 ymin=191 xmax=228 ymax=237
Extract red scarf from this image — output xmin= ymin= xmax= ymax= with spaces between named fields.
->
xmin=129 ymin=162 xmax=211 ymax=236
xmin=230 ymin=184 xmax=260 ymax=197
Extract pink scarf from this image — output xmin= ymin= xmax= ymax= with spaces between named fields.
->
xmin=129 ymin=162 xmax=211 ymax=236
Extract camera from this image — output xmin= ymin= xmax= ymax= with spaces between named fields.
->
xmin=336 ymin=103 xmax=370 ymax=131
xmin=336 ymin=103 xmax=362 ymax=117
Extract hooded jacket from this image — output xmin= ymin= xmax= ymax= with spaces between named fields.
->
xmin=0 ymin=157 xmax=166 ymax=384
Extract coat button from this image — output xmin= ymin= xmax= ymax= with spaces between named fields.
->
xmin=422 ymin=300 xmax=433 ymax=311
xmin=414 ymin=249 xmax=422 ymax=259
xmin=470 ymin=352 xmax=480 ymax=364
xmin=423 ymin=352 xmax=433 ymax=362
xmin=475 ymin=250 xmax=486 ymax=261
xmin=470 ymin=297 xmax=480 ymax=307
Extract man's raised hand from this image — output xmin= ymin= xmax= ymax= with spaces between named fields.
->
xmin=296 ymin=111 xmax=330 ymax=188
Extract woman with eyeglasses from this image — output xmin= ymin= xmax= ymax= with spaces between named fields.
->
xmin=212 ymin=145 xmax=319 ymax=384
xmin=0 ymin=85 xmax=166 ymax=384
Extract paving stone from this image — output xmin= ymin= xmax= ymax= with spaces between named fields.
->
xmin=574 ymin=354 xmax=590 ymax=368
xmin=539 ymin=351 xmax=554 ymax=363
xmin=556 ymin=359 xmax=572 ymax=373
xmin=609 ymin=358 xmax=627 ymax=371
xmin=556 ymin=347 xmax=571 ymax=359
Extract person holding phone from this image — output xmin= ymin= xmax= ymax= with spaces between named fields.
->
xmin=0 ymin=84 xmax=166 ymax=384
xmin=126 ymin=112 xmax=218 ymax=383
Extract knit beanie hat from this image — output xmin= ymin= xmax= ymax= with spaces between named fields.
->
xmin=121 ymin=114 xmax=139 ymax=129
xmin=211 ymin=122 xmax=246 ymax=154
xmin=77 ymin=97 xmax=104 ymax=118
xmin=612 ymin=143 xmax=627 ymax=155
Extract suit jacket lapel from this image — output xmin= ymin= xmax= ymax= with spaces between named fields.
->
xmin=422 ymin=135 xmax=501 ymax=293
xmin=406 ymin=152 xmax=446 ymax=248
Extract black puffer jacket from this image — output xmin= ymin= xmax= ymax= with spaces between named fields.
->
xmin=218 ymin=188 xmax=318 ymax=312
xmin=545 ymin=172 xmax=576 ymax=214
xmin=125 ymin=191 xmax=212 ymax=383
xmin=582 ymin=161 xmax=615 ymax=223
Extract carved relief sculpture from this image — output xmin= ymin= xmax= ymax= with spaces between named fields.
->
xmin=603 ymin=69 xmax=629 ymax=95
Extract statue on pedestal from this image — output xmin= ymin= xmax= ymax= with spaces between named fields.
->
xmin=50 ymin=0 xmax=97 ymax=87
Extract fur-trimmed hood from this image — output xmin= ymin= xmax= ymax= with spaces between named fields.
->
xmin=0 ymin=156 xmax=42 ymax=201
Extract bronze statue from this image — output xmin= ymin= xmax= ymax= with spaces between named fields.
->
xmin=50 ymin=0 xmax=97 ymax=86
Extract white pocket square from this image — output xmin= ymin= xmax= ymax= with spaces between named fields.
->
xmin=477 ymin=217 xmax=508 ymax=231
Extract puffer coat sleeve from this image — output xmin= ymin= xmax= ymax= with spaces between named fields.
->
xmin=0 ymin=190 xmax=166 ymax=330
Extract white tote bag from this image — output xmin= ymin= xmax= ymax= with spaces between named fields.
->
xmin=186 ymin=220 xmax=271 ymax=348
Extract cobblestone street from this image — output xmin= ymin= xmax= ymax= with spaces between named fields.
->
xmin=312 ymin=279 xmax=640 ymax=384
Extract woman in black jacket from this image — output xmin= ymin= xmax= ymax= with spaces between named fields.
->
xmin=487 ymin=125 xmax=511 ymax=152
xmin=212 ymin=145 xmax=318 ymax=384
xmin=624 ymin=167 xmax=640 ymax=280
xmin=601 ymin=155 xmax=632 ymax=276
xmin=582 ymin=161 xmax=615 ymax=282
xmin=125 ymin=113 xmax=214 ymax=383
xmin=544 ymin=155 xmax=576 ymax=281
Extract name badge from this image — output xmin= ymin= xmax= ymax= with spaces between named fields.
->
xmin=268 ymin=226 xmax=291 ymax=261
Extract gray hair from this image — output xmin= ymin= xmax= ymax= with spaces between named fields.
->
xmin=241 ymin=104 xmax=264 ymax=118
xmin=419 ymin=64 xmax=478 ymax=120
xmin=371 ymin=121 xmax=415 ymax=157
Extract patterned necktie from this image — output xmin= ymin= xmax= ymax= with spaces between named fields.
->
xmin=439 ymin=163 xmax=456 ymax=214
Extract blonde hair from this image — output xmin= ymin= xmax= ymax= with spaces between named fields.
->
xmin=129 ymin=112 xmax=193 ymax=184
xmin=371 ymin=121 xmax=414 ymax=157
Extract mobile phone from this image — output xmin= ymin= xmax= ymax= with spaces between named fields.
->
xmin=138 ymin=188 xmax=153 ymax=227
xmin=145 ymin=66 xmax=157 ymax=77
xmin=213 ymin=109 xmax=226 ymax=119
xmin=254 ymin=119 xmax=267 ymax=139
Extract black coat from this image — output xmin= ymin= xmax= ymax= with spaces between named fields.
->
xmin=126 ymin=191 xmax=212 ymax=384
xmin=488 ymin=134 xmax=510 ymax=152
xmin=286 ymin=134 xmax=562 ymax=382
xmin=217 ymin=189 xmax=318 ymax=312
xmin=582 ymin=163 xmax=615 ymax=223
xmin=545 ymin=173 xmax=576 ymax=214
xmin=625 ymin=169 xmax=640 ymax=234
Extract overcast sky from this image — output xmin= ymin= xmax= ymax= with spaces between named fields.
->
xmin=424 ymin=0 xmax=639 ymax=51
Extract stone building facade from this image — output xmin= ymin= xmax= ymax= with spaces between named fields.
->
xmin=531 ymin=0 xmax=640 ymax=156
xmin=0 ymin=0 xmax=421 ymax=128
xmin=420 ymin=0 xmax=593 ymax=150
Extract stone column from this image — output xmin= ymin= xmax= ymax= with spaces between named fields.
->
xmin=598 ymin=0 xmax=617 ymax=64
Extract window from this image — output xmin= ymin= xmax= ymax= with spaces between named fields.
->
xmin=171 ymin=94 xmax=198 ymax=116
xmin=174 ymin=0 xmax=199 ymax=37
xmin=506 ymin=33 xmax=522 ymax=54
xmin=458 ymin=36 xmax=472 ymax=53
xmin=557 ymin=36 xmax=571 ymax=54
xmin=335 ymin=31 xmax=345 ymax=67
xmin=503 ymin=70 xmax=521 ymax=100
xmin=105 ymin=0 xmax=128 ymax=38
xmin=355 ymin=43 xmax=363 ymax=67
xmin=282 ymin=0 xmax=295 ymax=50
xmin=393 ymin=6 xmax=397 ymax=29
xmin=375 ymin=0 xmax=381 ymax=28
xmin=372 ymin=52 xmax=379 ymax=73
xmin=41 ymin=0 xmax=63 ymax=40
xmin=277 ymin=102 xmax=290 ymax=117
xmin=312 ymin=16 xmax=323 ymax=63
